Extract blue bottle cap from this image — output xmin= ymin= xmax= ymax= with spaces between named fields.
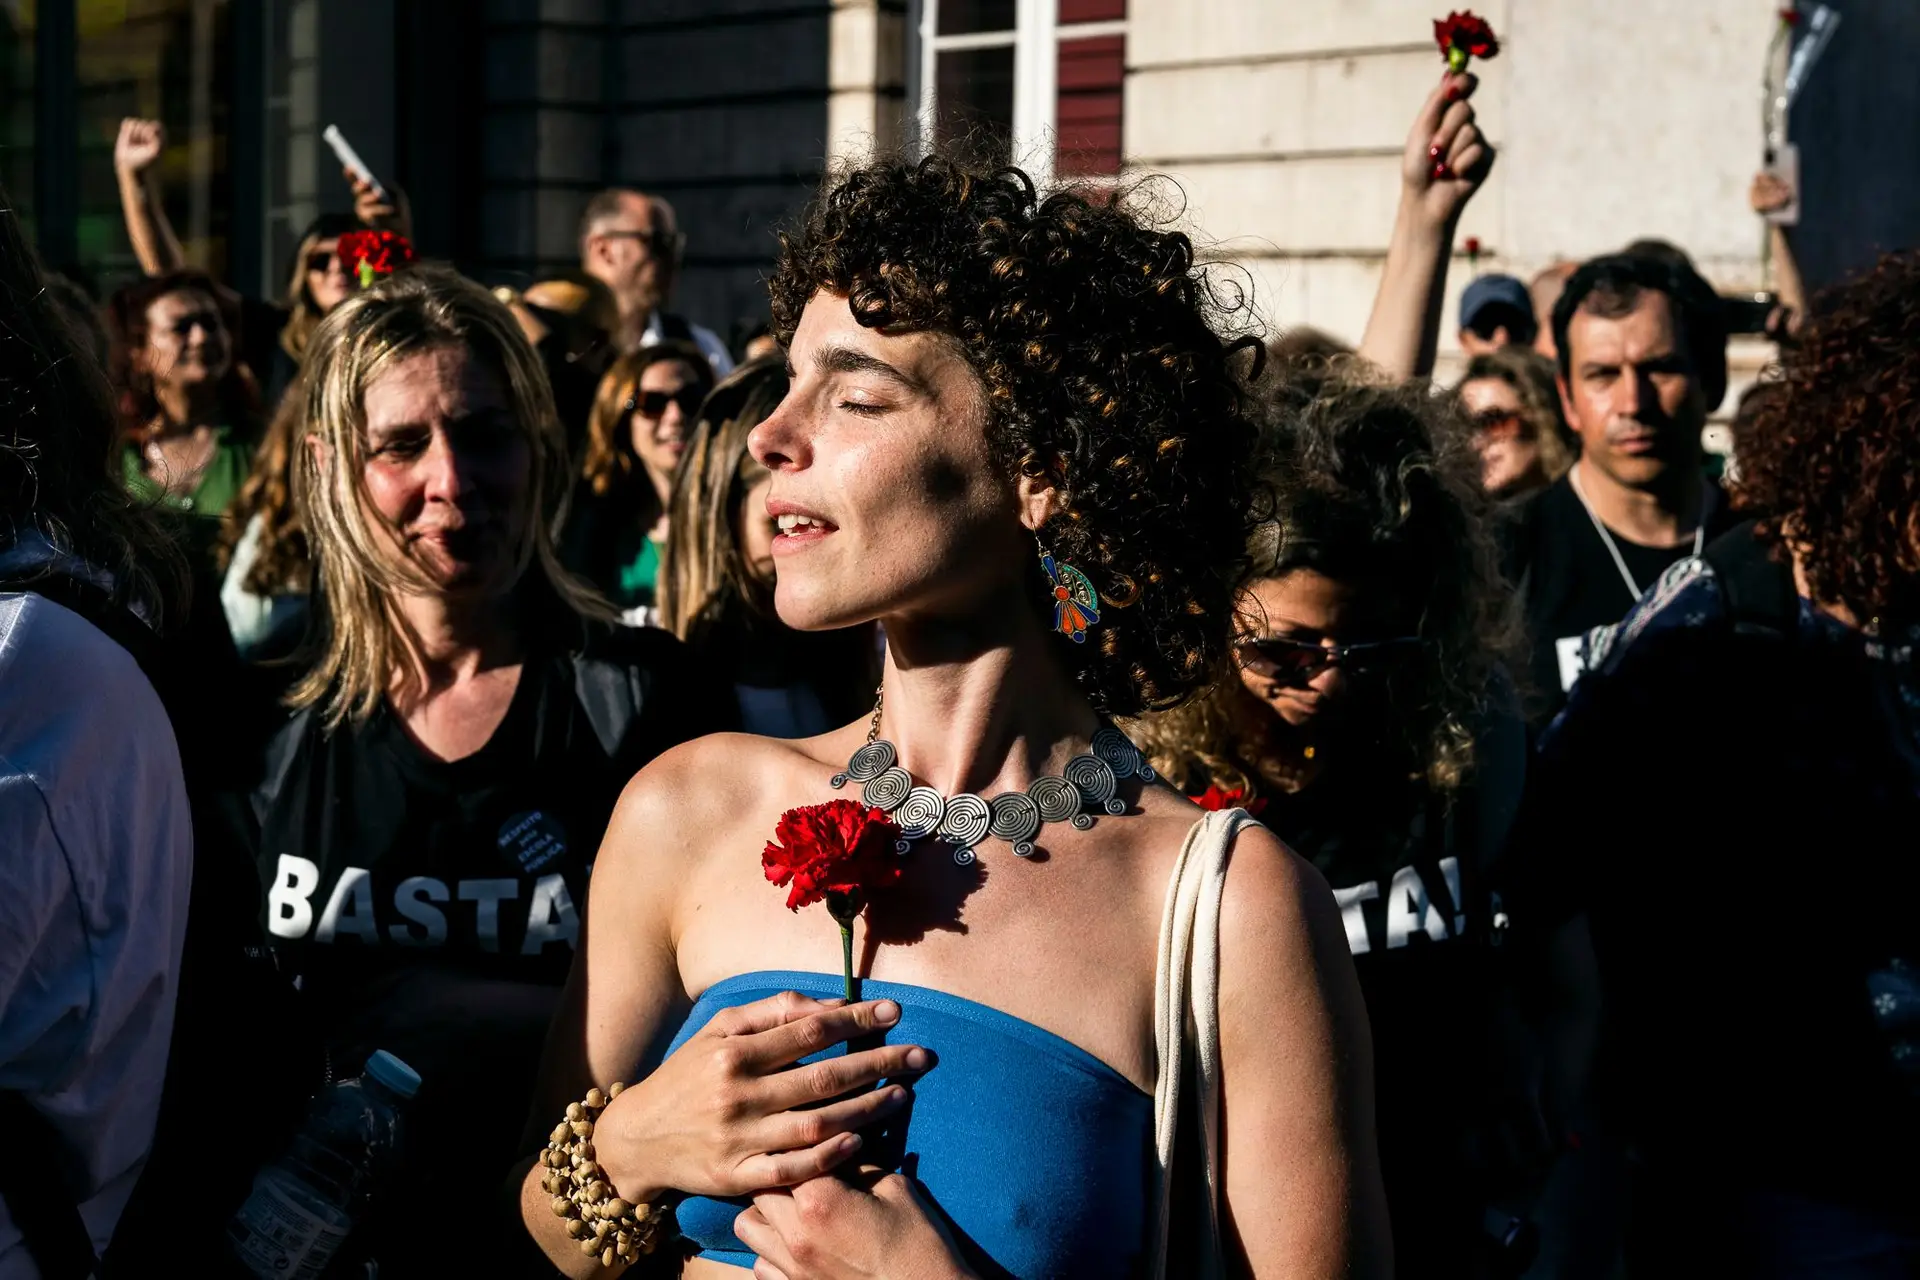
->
xmin=363 ymin=1050 xmax=421 ymax=1099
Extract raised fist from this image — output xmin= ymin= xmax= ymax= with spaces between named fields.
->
xmin=115 ymin=118 xmax=165 ymax=178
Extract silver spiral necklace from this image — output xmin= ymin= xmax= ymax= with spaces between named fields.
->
xmin=830 ymin=687 xmax=1156 ymax=865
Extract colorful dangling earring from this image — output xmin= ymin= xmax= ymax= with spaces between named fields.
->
xmin=1038 ymin=540 xmax=1101 ymax=643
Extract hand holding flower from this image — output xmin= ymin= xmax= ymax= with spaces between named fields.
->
xmin=589 ymin=991 xmax=930 ymax=1207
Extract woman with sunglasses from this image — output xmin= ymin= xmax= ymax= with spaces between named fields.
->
xmin=1454 ymin=347 xmax=1573 ymax=502
xmin=1133 ymin=379 xmax=1539 ymax=1278
xmin=562 ymin=340 xmax=716 ymax=623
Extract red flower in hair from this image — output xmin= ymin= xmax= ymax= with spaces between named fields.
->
xmin=763 ymin=800 xmax=903 ymax=1002
xmin=337 ymin=229 xmax=417 ymax=288
xmin=1193 ymin=783 xmax=1268 ymax=817
xmin=1433 ymin=10 xmax=1500 ymax=71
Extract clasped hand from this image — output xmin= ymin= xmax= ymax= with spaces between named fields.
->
xmin=590 ymin=991 xmax=930 ymax=1203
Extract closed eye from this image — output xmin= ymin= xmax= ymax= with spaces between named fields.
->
xmin=838 ymin=400 xmax=886 ymax=416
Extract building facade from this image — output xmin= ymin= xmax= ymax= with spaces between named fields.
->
xmin=6 ymin=0 xmax=1912 ymax=379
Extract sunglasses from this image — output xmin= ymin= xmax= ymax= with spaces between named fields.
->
xmin=627 ymin=387 xmax=705 ymax=419
xmin=1236 ymin=634 xmax=1421 ymax=684
xmin=1468 ymin=409 xmax=1528 ymax=442
xmin=600 ymin=228 xmax=687 ymax=258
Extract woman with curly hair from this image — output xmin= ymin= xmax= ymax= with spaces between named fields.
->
xmin=1500 ymin=251 xmax=1920 ymax=1274
xmin=560 ymin=340 xmax=716 ymax=621
xmin=1454 ymin=346 xmax=1574 ymax=501
xmin=1130 ymin=380 xmax=1532 ymax=1277
xmin=517 ymin=157 xmax=1387 ymax=1278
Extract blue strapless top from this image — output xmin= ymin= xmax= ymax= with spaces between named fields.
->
xmin=665 ymin=971 xmax=1154 ymax=1276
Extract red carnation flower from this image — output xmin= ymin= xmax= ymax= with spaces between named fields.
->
xmin=1464 ymin=235 xmax=1483 ymax=257
xmin=1433 ymin=10 xmax=1499 ymax=71
xmin=337 ymin=229 xmax=417 ymax=288
xmin=763 ymin=799 xmax=904 ymax=1000
xmin=1779 ymin=7 xmax=1800 ymax=25
xmin=1193 ymin=782 xmax=1268 ymax=817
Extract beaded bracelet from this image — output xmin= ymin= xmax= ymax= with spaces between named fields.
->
xmin=540 ymin=1082 xmax=674 ymax=1267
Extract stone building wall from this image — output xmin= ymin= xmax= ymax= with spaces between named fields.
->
xmin=1124 ymin=0 xmax=1787 ymax=391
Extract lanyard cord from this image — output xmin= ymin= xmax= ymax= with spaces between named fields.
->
xmin=1567 ymin=461 xmax=1706 ymax=604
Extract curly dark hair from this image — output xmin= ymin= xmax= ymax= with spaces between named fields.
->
xmin=1132 ymin=380 xmax=1514 ymax=795
xmin=1734 ymin=250 xmax=1920 ymax=626
xmin=769 ymin=156 xmax=1259 ymax=716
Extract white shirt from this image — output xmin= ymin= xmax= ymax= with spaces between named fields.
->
xmin=0 ymin=592 xmax=193 ymax=1275
xmin=641 ymin=310 xmax=734 ymax=376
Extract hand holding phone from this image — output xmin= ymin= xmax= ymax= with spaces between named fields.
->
xmin=322 ymin=124 xmax=385 ymax=201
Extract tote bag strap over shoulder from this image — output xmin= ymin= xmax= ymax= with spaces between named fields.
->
xmin=1151 ymin=806 xmax=1259 ymax=1280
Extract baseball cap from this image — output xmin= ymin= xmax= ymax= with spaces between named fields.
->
xmin=1460 ymin=273 xmax=1537 ymax=339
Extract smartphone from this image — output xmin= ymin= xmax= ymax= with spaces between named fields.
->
xmin=322 ymin=124 xmax=385 ymax=200
xmin=1721 ymin=292 xmax=1778 ymax=336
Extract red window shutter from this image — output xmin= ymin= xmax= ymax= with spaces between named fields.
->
xmin=1056 ymin=33 xmax=1124 ymax=176
xmin=1059 ymin=0 xmax=1125 ymax=22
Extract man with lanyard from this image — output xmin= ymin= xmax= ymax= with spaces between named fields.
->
xmin=577 ymin=187 xmax=733 ymax=375
xmin=1500 ymin=251 xmax=1736 ymax=726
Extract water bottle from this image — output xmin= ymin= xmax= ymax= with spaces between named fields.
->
xmin=227 ymin=1049 xmax=421 ymax=1279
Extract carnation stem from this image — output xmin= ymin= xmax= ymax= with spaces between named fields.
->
xmin=839 ymin=920 xmax=858 ymax=1004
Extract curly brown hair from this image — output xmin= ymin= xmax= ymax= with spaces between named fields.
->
xmin=1734 ymin=250 xmax=1920 ymax=626
xmin=769 ymin=157 xmax=1259 ymax=715
xmin=1130 ymin=379 xmax=1514 ymax=796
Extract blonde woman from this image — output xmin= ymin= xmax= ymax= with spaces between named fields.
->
xmin=561 ymin=340 xmax=715 ymax=621
xmin=248 ymin=265 xmax=726 ymax=1274
xmin=659 ymin=357 xmax=879 ymax=737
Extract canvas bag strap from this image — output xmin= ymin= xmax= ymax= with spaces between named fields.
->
xmin=1151 ymin=806 xmax=1255 ymax=1279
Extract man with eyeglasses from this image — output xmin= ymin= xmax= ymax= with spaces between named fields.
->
xmin=1500 ymin=252 xmax=1737 ymax=726
xmin=578 ymin=188 xmax=733 ymax=375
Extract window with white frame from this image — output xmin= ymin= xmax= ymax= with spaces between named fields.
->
xmin=916 ymin=0 xmax=1126 ymax=187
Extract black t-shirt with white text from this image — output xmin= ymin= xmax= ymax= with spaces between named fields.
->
xmin=247 ymin=622 xmax=725 ymax=1267
xmin=1501 ymin=473 xmax=1735 ymax=726
xmin=1259 ymin=733 xmax=1528 ymax=1277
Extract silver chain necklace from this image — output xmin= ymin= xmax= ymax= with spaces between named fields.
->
xmin=830 ymin=686 xmax=1155 ymax=865
xmin=1568 ymin=461 xmax=1705 ymax=603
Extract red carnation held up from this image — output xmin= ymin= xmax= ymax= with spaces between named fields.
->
xmin=763 ymin=799 xmax=904 ymax=1001
xmin=1433 ymin=10 xmax=1499 ymax=72
xmin=337 ymin=229 xmax=417 ymax=288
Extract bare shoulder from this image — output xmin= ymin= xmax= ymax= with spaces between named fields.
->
xmin=1217 ymin=818 xmax=1357 ymax=1017
xmin=1222 ymin=820 xmax=1338 ymax=929
xmin=597 ymin=727 xmax=860 ymax=875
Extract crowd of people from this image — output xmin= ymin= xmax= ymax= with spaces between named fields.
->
xmin=1 ymin=58 xmax=1915 ymax=1280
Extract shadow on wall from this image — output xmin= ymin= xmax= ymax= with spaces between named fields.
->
xmin=1793 ymin=0 xmax=1920 ymax=291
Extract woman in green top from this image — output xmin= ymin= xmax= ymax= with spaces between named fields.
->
xmin=561 ymin=339 xmax=714 ymax=622
xmin=106 ymin=270 xmax=262 ymax=552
